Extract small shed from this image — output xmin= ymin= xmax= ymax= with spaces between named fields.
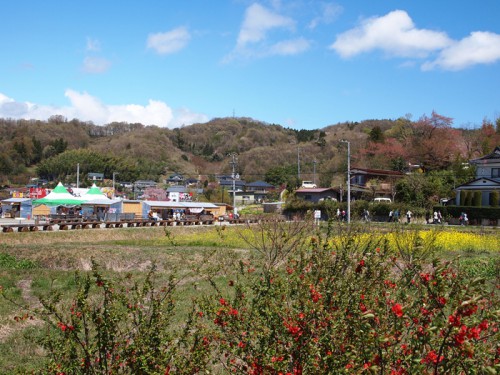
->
xmin=32 ymin=204 xmax=51 ymax=218
xmin=122 ymin=200 xmax=142 ymax=219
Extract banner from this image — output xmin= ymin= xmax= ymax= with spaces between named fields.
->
xmin=29 ymin=187 xmax=47 ymax=199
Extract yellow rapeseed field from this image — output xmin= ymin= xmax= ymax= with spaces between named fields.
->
xmin=382 ymin=230 xmax=499 ymax=252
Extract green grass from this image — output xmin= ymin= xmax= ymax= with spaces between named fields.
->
xmin=0 ymin=253 xmax=38 ymax=269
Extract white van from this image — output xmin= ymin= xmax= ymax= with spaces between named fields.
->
xmin=373 ymin=197 xmax=392 ymax=203
xmin=301 ymin=181 xmax=317 ymax=188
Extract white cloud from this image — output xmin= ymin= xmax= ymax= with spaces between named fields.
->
xmin=0 ymin=93 xmax=14 ymax=105
xmin=423 ymin=31 xmax=500 ymax=71
xmin=82 ymin=56 xmax=112 ymax=74
xmin=224 ymin=3 xmax=309 ymax=61
xmin=331 ymin=10 xmax=452 ymax=58
xmin=237 ymin=3 xmax=295 ymax=48
xmin=0 ymin=91 xmax=208 ymax=128
xmin=308 ymin=3 xmax=343 ymax=29
xmin=147 ymin=26 xmax=191 ymax=55
xmin=269 ymin=37 xmax=310 ymax=55
xmin=65 ymin=90 xmax=109 ymax=123
xmin=172 ymin=107 xmax=210 ymax=128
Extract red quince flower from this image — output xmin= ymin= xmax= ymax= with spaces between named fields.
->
xmin=392 ymin=303 xmax=403 ymax=318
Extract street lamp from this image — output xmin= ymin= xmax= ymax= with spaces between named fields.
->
xmin=340 ymin=140 xmax=351 ymax=223
xmin=229 ymin=154 xmax=238 ymax=217
xmin=112 ymin=172 xmax=119 ymax=199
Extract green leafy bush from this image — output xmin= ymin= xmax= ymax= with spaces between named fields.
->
xmin=0 ymin=253 xmax=37 ymax=269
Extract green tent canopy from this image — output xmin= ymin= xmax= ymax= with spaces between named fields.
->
xmin=84 ymin=184 xmax=109 ymax=198
xmin=33 ymin=182 xmax=83 ymax=207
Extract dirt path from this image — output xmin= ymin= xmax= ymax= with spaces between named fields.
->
xmin=0 ymin=279 xmax=44 ymax=343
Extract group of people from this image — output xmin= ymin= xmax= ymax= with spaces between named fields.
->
xmin=425 ymin=210 xmax=443 ymax=224
xmin=388 ymin=209 xmax=401 ymax=222
xmin=148 ymin=210 xmax=160 ymax=221
xmin=336 ymin=208 xmax=348 ymax=221
xmin=333 ymin=207 xmax=469 ymax=225
xmin=459 ymin=211 xmax=469 ymax=225
xmin=148 ymin=210 xmax=185 ymax=221
xmin=390 ymin=209 xmax=413 ymax=223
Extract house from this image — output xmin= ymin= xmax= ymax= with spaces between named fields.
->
xmin=166 ymin=173 xmax=184 ymax=185
xmin=454 ymin=146 xmax=500 ymax=206
xmin=185 ymin=177 xmax=199 ymax=187
xmin=219 ymin=179 xmax=246 ymax=191
xmin=233 ymin=191 xmax=256 ymax=205
xmin=134 ymin=180 xmax=157 ymax=189
xmin=350 ymin=167 xmax=405 ymax=200
xmin=245 ymin=180 xmax=275 ymax=192
xmin=245 ymin=180 xmax=275 ymax=203
xmin=87 ymin=172 xmax=104 ymax=181
xmin=295 ymin=188 xmax=339 ymax=203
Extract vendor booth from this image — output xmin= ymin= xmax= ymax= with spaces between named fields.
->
xmin=32 ymin=182 xmax=84 ymax=219
xmin=1 ymin=198 xmax=32 ymax=219
xmin=81 ymin=198 xmax=123 ymax=221
xmin=142 ymin=201 xmax=220 ymax=220
xmin=79 ymin=184 xmax=123 ymax=220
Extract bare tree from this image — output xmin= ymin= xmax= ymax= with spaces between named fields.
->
xmin=237 ymin=214 xmax=312 ymax=275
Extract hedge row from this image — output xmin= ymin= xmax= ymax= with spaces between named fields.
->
xmin=283 ymin=198 xmax=500 ymax=221
xmin=435 ymin=205 xmax=500 ymax=220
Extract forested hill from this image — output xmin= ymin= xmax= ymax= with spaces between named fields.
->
xmin=0 ymin=113 xmax=499 ymax=187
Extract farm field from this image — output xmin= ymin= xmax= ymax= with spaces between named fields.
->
xmin=0 ymin=221 xmax=498 ymax=373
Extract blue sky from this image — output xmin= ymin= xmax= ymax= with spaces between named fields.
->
xmin=1 ymin=0 xmax=500 ymax=130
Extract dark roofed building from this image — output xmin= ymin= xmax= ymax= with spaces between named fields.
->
xmin=295 ymin=188 xmax=339 ymax=203
xmin=220 ymin=179 xmax=246 ymax=190
xmin=350 ymin=167 xmax=404 ymax=200
xmin=246 ymin=180 xmax=275 ymax=192
xmin=166 ymin=173 xmax=184 ymax=185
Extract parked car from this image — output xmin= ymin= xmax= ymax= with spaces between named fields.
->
xmin=301 ymin=181 xmax=317 ymax=188
xmin=373 ymin=197 xmax=392 ymax=203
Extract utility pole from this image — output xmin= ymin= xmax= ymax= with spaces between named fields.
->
xmin=112 ymin=172 xmax=119 ymax=199
xmin=313 ymin=159 xmax=317 ymax=185
xmin=76 ymin=163 xmax=80 ymax=188
xmin=297 ymin=147 xmax=301 ymax=181
xmin=340 ymin=140 xmax=351 ymax=223
xmin=229 ymin=153 xmax=238 ymax=217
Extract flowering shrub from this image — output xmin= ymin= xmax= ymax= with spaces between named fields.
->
xmin=35 ymin=260 xmax=211 ymax=374
xmin=3 ymin=222 xmax=498 ymax=374
xmin=199 ymin=222 xmax=500 ymax=374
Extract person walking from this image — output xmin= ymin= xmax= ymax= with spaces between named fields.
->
xmin=406 ymin=210 xmax=412 ymax=224
xmin=393 ymin=209 xmax=399 ymax=223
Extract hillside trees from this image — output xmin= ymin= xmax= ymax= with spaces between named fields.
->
xmin=36 ymin=149 xmax=141 ymax=183
xmin=402 ymin=111 xmax=460 ymax=170
xmin=477 ymin=118 xmax=500 ymax=154
xmin=265 ymin=164 xmax=300 ymax=188
xmin=361 ymin=138 xmax=406 ymax=170
xmin=358 ymin=112 xmax=467 ymax=172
